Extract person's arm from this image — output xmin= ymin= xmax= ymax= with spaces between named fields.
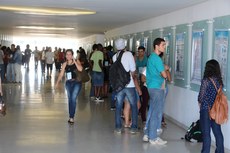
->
xmin=55 ymin=62 xmax=67 ymax=88
xmin=131 ymin=71 xmax=142 ymax=96
xmin=99 ymin=52 xmax=104 ymax=71
xmin=164 ymin=65 xmax=171 ymax=82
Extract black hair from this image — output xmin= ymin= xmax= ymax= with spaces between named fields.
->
xmin=107 ymin=45 xmax=113 ymax=51
xmin=138 ymin=46 xmax=145 ymax=51
xmin=92 ymin=44 xmax=98 ymax=51
xmin=66 ymin=49 xmax=74 ymax=55
xmin=97 ymin=43 xmax=103 ymax=51
xmin=153 ymin=38 xmax=165 ymax=50
xmin=203 ymin=59 xmax=223 ymax=85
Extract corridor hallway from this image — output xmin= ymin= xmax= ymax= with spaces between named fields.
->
xmin=0 ymin=62 xmax=227 ymax=153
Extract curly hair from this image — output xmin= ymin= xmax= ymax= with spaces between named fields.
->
xmin=203 ymin=59 xmax=223 ymax=85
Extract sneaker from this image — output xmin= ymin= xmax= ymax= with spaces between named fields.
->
xmin=110 ymin=107 xmax=116 ymax=111
xmin=95 ymin=97 xmax=104 ymax=102
xmin=124 ymin=124 xmax=131 ymax=128
xmin=129 ymin=128 xmax=138 ymax=134
xmin=149 ymin=137 xmax=167 ymax=145
xmin=143 ymin=135 xmax=149 ymax=142
xmin=157 ymin=128 xmax=163 ymax=135
xmin=114 ymin=129 xmax=122 ymax=134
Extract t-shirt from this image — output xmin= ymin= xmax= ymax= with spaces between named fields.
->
xmin=91 ymin=50 xmax=103 ymax=72
xmin=45 ymin=52 xmax=54 ymax=64
xmin=112 ymin=51 xmax=136 ymax=88
xmin=146 ymin=52 xmax=164 ymax=89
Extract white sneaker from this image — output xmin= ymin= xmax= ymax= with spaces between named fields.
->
xmin=143 ymin=135 xmax=149 ymax=142
xmin=149 ymin=137 xmax=167 ymax=145
xmin=157 ymin=128 xmax=163 ymax=135
xmin=95 ymin=97 xmax=104 ymax=102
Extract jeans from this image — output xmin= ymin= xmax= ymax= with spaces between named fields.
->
xmin=65 ymin=80 xmax=82 ymax=118
xmin=14 ymin=63 xmax=22 ymax=82
xmin=115 ymin=87 xmax=137 ymax=130
xmin=144 ymin=88 xmax=164 ymax=140
xmin=0 ymin=64 xmax=5 ymax=81
xmin=139 ymin=86 xmax=149 ymax=122
xmin=200 ymin=110 xmax=224 ymax=153
xmin=111 ymin=91 xmax=117 ymax=108
xmin=6 ymin=63 xmax=15 ymax=82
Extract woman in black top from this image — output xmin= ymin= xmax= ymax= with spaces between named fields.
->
xmin=55 ymin=49 xmax=83 ymax=124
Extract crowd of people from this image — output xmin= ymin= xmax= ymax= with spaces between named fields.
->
xmin=0 ymin=37 xmax=225 ymax=152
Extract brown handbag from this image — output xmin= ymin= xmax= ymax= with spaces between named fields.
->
xmin=75 ymin=68 xmax=90 ymax=83
xmin=209 ymin=78 xmax=228 ymax=124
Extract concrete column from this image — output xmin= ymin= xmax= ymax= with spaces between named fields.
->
xmin=185 ymin=23 xmax=193 ymax=88
xmin=206 ymin=19 xmax=214 ymax=60
xmin=171 ymin=26 xmax=176 ymax=83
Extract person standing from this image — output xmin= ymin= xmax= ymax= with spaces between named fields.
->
xmin=24 ymin=44 xmax=32 ymax=69
xmin=136 ymin=46 xmax=148 ymax=123
xmin=143 ymin=38 xmax=168 ymax=145
xmin=198 ymin=59 xmax=224 ymax=153
xmin=13 ymin=45 xmax=22 ymax=83
xmin=6 ymin=44 xmax=16 ymax=83
xmin=0 ymin=47 xmax=5 ymax=81
xmin=90 ymin=44 xmax=104 ymax=102
xmin=113 ymin=38 xmax=141 ymax=134
xmin=45 ymin=47 xmax=54 ymax=78
xmin=33 ymin=46 xmax=40 ymax=70
xmin=55 ymin=49 xmax=83 ymax=124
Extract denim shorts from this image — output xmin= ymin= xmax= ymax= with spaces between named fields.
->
xmin=92 ymin=71 xmax=104 ymax=86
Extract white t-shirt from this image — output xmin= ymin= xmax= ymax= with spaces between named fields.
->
xmin=142 ymin=67 xmax=147 ymax=87
xmin=112 ymin=51 xmax=136 ymax=88
xmin=45 ymin=52 xmax=54 ymax=64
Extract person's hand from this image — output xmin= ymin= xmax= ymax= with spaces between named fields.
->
xmin=138 ymin=89 xmax=142 ymax=96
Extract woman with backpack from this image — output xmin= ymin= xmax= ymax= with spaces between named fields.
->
xmin=198 ymin=59 xmax=224 ymax=153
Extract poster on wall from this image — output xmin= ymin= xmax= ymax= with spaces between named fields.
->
xmin=191 ymin=31 xmax=203 ymax=84
xmin=175 ymin=33 xmax=185 ymax=79
xmin=163 ymin=34 xmax=171 ymax=66
xmin=214 ymin=30 xmax=228 ymax=89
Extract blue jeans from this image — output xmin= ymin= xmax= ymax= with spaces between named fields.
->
xmin=115 ymin=87 xmax=137 ymax=130
xmin=200 ymin=110 xmax=224 ymax=153
xmin=65 ymin=80 xmax=82 ymax=118
xmin=144 ymin=88 xmax=164 ymax=140
xmin=111 ymin=91 xmax=117 ymax=108
xmin=7 ymin=63 xmax=15 ymax=82
xmin=0 ymin=64 xmax=5 ymax=81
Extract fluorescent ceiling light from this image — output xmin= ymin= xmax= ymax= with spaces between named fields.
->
xmin=0 ymin=6 xmax=96 ymax=16
xmin=16 ymin=26 xmax=74 ymax=30
xmin=28 ymin=33 xmax=65 ymax=36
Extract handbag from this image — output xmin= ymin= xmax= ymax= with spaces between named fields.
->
xmin=209 ymin=78 xmax=228 ymax=124
xmin=76 ymin=68 xmax=90 ymax=83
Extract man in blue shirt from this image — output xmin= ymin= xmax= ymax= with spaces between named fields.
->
xmin=143 ymin=38 xmax=169 ymax=145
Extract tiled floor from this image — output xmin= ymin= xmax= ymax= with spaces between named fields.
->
xmin=0 ymin=63 xmax=229 ymax=153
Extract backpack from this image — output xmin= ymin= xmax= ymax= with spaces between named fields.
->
xmin=109 ymin=51 xmax=131 ymax=92
xmin=209 ymin=78 xmax=228 ymax=124
xmin=184 ymin=120 xmax=202 ymax=142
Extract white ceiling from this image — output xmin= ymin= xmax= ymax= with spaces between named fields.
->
xmin=0 ymin=0 xmax=209 ymax=39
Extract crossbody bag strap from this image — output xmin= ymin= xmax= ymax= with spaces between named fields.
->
xmin=209 ymin=77 xmax=218 ymax=92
